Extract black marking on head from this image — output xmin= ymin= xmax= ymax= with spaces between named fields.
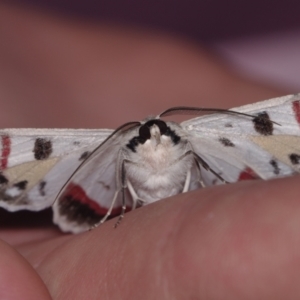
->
xmin=225 ymin=123 xmax=233 ymax=128
xmin=39 ymin=181 xmax=46 ymax=196
xmin=144 ymin=119 xmax=168 ymax=134
xmin=73 ymin=141 xmax=80 ymax=145
xmin=252 ymin=112 xmax=273 ymax=136
xmin=34 ymin=138 xmax=53 ymax=160
xmin=139 ymin=125 xmax=151 ymax=140
xmin=0 ymin=174 xmax=8 ymax=185
xmin=79 ymin=151 xmax=91 ymax=161
xmin=289 ymin=153 xmax=300 ymax=165
xmin=126 ymin=136 xmax=144 ymax=152
xmin=164 ymin=127 xmax=181 ymax=145
xmin=127 ymin=120 xmax=168 ymax=152
xmin=13 ymin=180 xmax=28 ymax=190
xmin=270 ymin=159 xmax=280 ymax=175
xmin=138 ymin=119 xmax=168 ymax=141
xmin=219 ymin=137 xmax=235 ymax=147
xmin=59 ymin=196 xmax=102 ymax=226
xmin=127 ymin=120 xmax=181 ymax=152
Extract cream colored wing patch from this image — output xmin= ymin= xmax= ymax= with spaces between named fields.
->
xmin=250 ymin=135 xmax=300 ymax=171
xmin=4 ymin=157 xmax=59 ymax=190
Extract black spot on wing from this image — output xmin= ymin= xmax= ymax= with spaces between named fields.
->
xmin=289 ymin=153 xmax=300 ymax=165
xmin=59 ymin=196 xmax=102 ymax=226
xmin=34 ymin=138 xmax=53 ymax=160
xmin=225 ymin=123 xmax=233 ymax=128
xmin=0 ymin=192 xmax=31 ymax=204
xmin=0 ymin=174 xmax=8 ymax=185
xmin=99 ymin=181 xmax=110 ymax=190
xmin=39 ymin=181 xmax=46 ymax=196
xmin=79 ymin=151 xmax=91 ymax=161
xmin=219 ymin=137 xmax=235 ymax=147
xmin=13 ymin=180 xmax=28 ymax=190
xmin=270 ymin=159 xmax=280 ymax=175
xmin=252 ymin=112 xmax=273 ymax=136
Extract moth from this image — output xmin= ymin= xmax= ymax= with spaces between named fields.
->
xmin=0 ymin=94 xmax=299 ymax=233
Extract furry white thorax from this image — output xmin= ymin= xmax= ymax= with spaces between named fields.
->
xmin=125 ymin=123 xmax=194 ymax=203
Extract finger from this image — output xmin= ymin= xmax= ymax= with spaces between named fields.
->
xmin=168 ymin=176 xmax=300 ymax=299
xmin=25 ymin=175 xmax=300 ymax=299
xmin=0 ymin=240 xmax=51 ymax=299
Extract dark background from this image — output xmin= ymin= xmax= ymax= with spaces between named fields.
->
xmin=9 ymin=0 xmax=300 ymax=41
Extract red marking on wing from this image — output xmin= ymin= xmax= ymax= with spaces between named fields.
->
xmin=238 ymin=167 xmax=259 ymax=181
xmin=1 ymin=135 xmax=11 ymax=170
xmin=292 ymin=101 xmax=300 ymax=125
xmin=63 ymin=182 xmax=129 ymax=216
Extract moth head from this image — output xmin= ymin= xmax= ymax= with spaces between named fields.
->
xmin=139 ymin=119 xmax=168 ymax=147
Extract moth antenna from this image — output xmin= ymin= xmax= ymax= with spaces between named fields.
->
xmin=159 ymin=106 xmax=281 ymax=125
xmin=159 ymin=106 xmax=254 ymax=118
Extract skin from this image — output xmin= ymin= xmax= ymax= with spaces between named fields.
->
xmin=1 ymin=2 xmax=300 ymax=299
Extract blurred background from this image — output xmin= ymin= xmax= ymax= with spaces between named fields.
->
xmin=1 ymin=0 xmax=300 ymax=130
xmin=7 ymin=0 xmax=300 ymax=90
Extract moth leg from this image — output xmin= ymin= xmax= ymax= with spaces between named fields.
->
xmin=92 ymin=153 xmax=128 ymax=229
xmin=127 ymin=180 xmax=145 ymax=210
xmin=114 ymin=158 xmax=129 ymax=228
xmin=173 ymin=150 xmax=199 ymax=191
xmin=199 ymin=168 xmax=207 ymax=187
xmin=182 ymin=169 xmax=191 ymax=193
xmin=195 ymin=163 xmax=206 ymax=188
xmin=184 ymin=151 xmax=206 ymax=188
xmin=110 ymin=157 xmax=147 ymax=228
xmin=90 ymin=189 xmax=121 ymax=229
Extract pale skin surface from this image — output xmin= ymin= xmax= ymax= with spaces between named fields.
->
xmin=1 ymin=2 xmax=300 ymax=299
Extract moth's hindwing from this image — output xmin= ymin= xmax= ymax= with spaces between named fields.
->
xmin=52 ymin=130 xmax=136 ymax=233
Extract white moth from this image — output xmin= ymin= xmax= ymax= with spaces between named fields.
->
xmin=0 ymin=94 xmax=299 ymax=233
